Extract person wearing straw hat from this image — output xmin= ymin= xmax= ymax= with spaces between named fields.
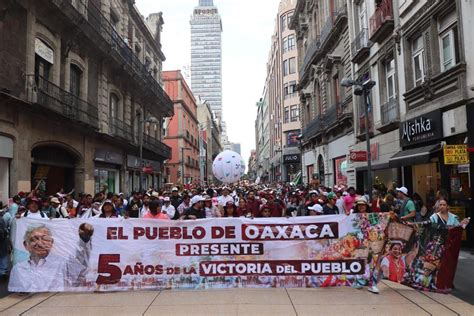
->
xmin=352 ymin=196 xmax=371 ymax=214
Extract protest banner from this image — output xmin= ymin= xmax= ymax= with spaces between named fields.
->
xmin=8 ymin=214 xmax=462 ymax=293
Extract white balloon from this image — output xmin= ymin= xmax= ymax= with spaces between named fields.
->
xmin=212 ymin=150 xmax=246 ymax=183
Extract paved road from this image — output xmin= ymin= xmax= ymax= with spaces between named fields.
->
xmin=0 ymin=281 xmax=472 ymax=315
xmin=452 ymin=250 xmax=474 ymax=304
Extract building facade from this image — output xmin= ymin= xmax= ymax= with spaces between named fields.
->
xmin=163 ymin=70 xmax=200 ymax=185
xmin=255 ymin=92 xmax=271 ymax=183
xmin=291 ymin=0 xmax=473 ymax=224
xmin=190 ymin=0 xmax=223 ymax=120
xmin=0 ymin=0 xmax=173 ymax=201
xmin=291 ymin=0 xmax=354 ymax=188
xmin=256 ymin=0 xmax=302 ymax=184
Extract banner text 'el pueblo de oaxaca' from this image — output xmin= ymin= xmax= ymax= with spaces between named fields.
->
xmin=9 ymin=214 xmax=462 ymax=292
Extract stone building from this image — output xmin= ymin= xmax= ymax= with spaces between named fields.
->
xmin=0 ymin=0 xmax=173 ymax=200
xmin=162 ymin=70 xmax=200 ymax=185
xmin=290 ymin=0 xmax=354 ymax=187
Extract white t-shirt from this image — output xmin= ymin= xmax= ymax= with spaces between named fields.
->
xmin=162 ymin=204 xmax=176 ymax=219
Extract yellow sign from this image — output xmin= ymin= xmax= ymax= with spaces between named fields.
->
xmin=443 ymin=145 xmax=469 ymax=165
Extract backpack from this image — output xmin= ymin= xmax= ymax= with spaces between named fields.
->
xmin=23 ymin=210 xmax=46 ymax=218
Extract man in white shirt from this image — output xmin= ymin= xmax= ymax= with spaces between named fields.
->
xmin=9 ymin=223 xmax=94 ymax=292
xmin=161 ymin=197 xmax=177 ymax=220
xmin=19 ymin=198 xmax=47 ymax=219
xmin=217 ymin=187 xmax=234 ymax=212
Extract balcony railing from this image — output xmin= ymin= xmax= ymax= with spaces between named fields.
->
xmin=109 ymin=118 xmax=133 ymax=141
xmin=351 ymin=28 xmax=371 ymax=63
xmin=27 ymin=75 xmax=99 ymax=129
xmin=303 ymin=115 xmax=325 ymax=142
xmin=143 ymin=134 xmax=172 ymax=160
xmin=299 ymin=36 xmax=321 ymax=79
xmin=380 ymin=98 xmax=400 ymax=126
xmin=369 ymin=0 xmax=394 ymax=43
xmin=67 ymin=0 xmax=173 ymax=116
xmin=324 ymin=102 xmax=349 ymax=127
xmin=320 ymin=14 xmax=335 ymax=45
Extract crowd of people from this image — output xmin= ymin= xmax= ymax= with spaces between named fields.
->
xmin=0 ymin=181 xmax=470 ymax=285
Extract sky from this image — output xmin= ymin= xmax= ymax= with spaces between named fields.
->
xmin=135 ymin=0 xmax=280 ymax=164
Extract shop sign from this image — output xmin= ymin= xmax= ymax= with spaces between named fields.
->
xmin=127 ymin=155 xmax=160 ymax=171
xmin=349 ymin=151 xmax=367 ymax=162
xmin=94 ymin=149 xmax=123 ymax=165
xmin=143 ymin=166 xmax=153 ymax=174
xmin=444 ymin=145 xmax=469 ymax=165
xmin=400 ymin=110 xmax=442 ymax=147
xmin=283 ymin=154 xmax=301 ymax=164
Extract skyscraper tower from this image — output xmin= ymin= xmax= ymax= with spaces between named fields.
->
xmin=190 ymin=0 xmax=223 ymax=121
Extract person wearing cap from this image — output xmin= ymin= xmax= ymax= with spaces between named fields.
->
xmin=322 ymin=192 xmax=338 ymax=215
xmin=307 ymin=204 xmax=324 ymax=216
xmin=162 ymin=197 xmax=177 ymax=220
xmin=182 ymin=195 xmax=205 ymax=220
xmin=352 ymin=196 xmax=371 ymax=214
xmin=49 ymin=197 xmax=68 ymax=218
xmin=170 ymin=187 xmax=182 ymax=210
xmin=267 ymin=193 xmax=285 ymax=217
xmin=203 ymin=195 xmax=221 ymax=218
xmin=98 ymin=200 xmax=119 ymax=218
xmin=217 ymin=187 xmax=234 ymax=212
xmin=19 ymin=198 xmax=47 ymax=219
xmin=396 ymin=187 xmax=416 ymax=222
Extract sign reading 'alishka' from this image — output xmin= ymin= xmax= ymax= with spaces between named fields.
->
xmin=399 ymin=110 xmax=442 ymax=147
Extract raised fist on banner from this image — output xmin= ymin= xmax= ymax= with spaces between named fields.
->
xmin=79 ymin=223 xmax=94 ymax=243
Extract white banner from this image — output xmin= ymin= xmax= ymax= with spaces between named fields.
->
xmin=9 ymin=215 xmax=387 ymax=292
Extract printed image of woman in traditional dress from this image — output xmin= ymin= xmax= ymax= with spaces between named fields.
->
xmin=380 ymin=240 xmax=417 ymax=283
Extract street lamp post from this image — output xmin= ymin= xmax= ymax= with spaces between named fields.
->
xmin=181 ymin=147 xmax=192 ymax=186
xmin=341 ymin=78 xmax=376 ymax=200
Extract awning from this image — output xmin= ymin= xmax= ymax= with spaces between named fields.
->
xmin=389 ymin=144 xmax=441 ymax=168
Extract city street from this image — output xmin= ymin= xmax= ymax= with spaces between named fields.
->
xmin=0 ymin=281 xmax=472 ymax=316
xmin=452 ymin=250 xmax=474 ymax=305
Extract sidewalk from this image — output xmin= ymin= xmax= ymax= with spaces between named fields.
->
xmin=0 ymin=281 xmax=472 ymax=315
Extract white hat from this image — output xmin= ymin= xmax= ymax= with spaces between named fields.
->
xmin=396 ymin=187 xmax=409 ymax=196
xmin=50 ymin=197 xmax=60 ymax=204
xmin=172 ymin=187 xmax=179 ymax=192
xmin=163 ymin=197 xmax=170 ymax=202
xmin=355 ymin=196 xmax=369 ymax=205
xmin=309 ymin=190 xmax=319 ymax=195
xmin=191 ymin=195 xmax=205 ymax=205
xmin=151 ymin=191 xmax=160 ymax=198
xmin=308 ymin=204 xmax=323 ymax=214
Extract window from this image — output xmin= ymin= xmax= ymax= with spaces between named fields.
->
xmin=282 ymin=37 xmax=288 ymax=53
xmin=290 ymin=105 xmax=299 ymax=122
xmin=69 ymin=64 xmax=82 ymax=97
xmin=109 ymin=93 xmax=119 ymax=121
xmin=385 ymin=58 xmax=396 ymax=101
xmin=358 ymin=0 xmax=367 ymax=31
xmin=439 ymin=11 xmax=457 ymax=72
xmin=34 ymin=39 xmax=53 ymax=82
xmin=284 ymin=81 xmax=297 ymax=99
xmin=281 ymin=14 xmax=287 ymax=31
xmin=289 ymin=57 xmax=296 ymax=74
xmin=287 ymin=12 xmax=293 ymax=26
xmin=284 ymin=107 xmax=290 ymax=123
xmin=412 ymin=36 xmax=425 ymax=86
xmin=332 ymin=74 xmax=340 ymax=104
xmin=288 ymin=35 xmax=296 ymax=51
xmin=283 ymin=59 xmax=289 ymax=76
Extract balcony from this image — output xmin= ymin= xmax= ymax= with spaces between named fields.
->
xmin=26 ymin=75 xmax=99 ymax=129
xmin=302 ymin=115 xmax=325 ymax=142
xmin=143 ymin=134 xmax=172 ymax=160
xmin=299 ymin=36 xmax=321 ymax=80
xmin=378 ymin=98 xmax=400 ymax=132
xmin=58 ymin=0 xmax=174 ymax=117
xmin=325 ymin=102 xmax=352 ymax=130
xmin=351 ymin=28 xmax=371 ymax=64
xmin=109 ymin=118 xmax=133 ymax=142
xmin=369 ymin=0 xmax=394 ymax=43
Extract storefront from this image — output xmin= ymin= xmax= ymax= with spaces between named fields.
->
xmin=94 ymin=148 xmax=123 ymax=194
xmin=389 ymin=107 xmax=470 ymax=210
xmin=126 ymin=155 xmax=161 ymax=192
xmin=0 ymin=136 xmax=13 ymax=204
xmin=302 ymin=149 xmax=316 ymax=185
xmin=283 ymin=153 xmax=301 ymax=182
